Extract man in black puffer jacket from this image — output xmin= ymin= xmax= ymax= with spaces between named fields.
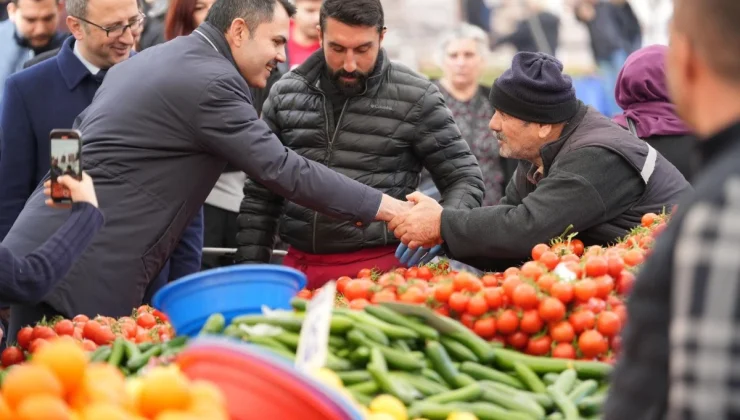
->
xmin=236 ymin=0 xmax=484 ymax=288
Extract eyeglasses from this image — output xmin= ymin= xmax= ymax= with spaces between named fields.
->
xmin=73 ymin=12 xmax=146 ymax=38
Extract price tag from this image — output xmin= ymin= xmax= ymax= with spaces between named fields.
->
xmin=295 ymin=281 xmax=336 ymax=372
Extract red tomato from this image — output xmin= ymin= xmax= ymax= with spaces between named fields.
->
xmin=652 ymin=222 xmax=667 ymax=237
xmin=617 ymin=271 xmax=636 ymax=296
xmin=137 ymin=313 xmax=157 ymax=329
xmin=496 ymin=309 xmax=520 ymax=335
xmin=641 ymin=212 xmax=659 ymax=228
xmin=137 ymin=305 xmax=153 ymax=315
xmin=586 ymin=297 xmax=607 ymax=314
xmin=578 ymin=330 xmax=608 ymax=358
xmin=297 ymin=289 xmax=313 ymax=299
xmin=466 ymin=294 xmax=489 ymax=316
xmin=607 ymin=256 xmax=625 ymax=278
xmin=460 ymin=313 xmax=477 ymax=330
xmin=550 ymin=321 xmax=575 ymax=343
xmin=569 ymin=310 xmax=596 ymax=334
xmin=32 ymin=326 xmax=57 ymax=341
xmin=502 ymin=276 xmax=522 ymax=300
xmin=506 ymin=332 xmax=529 ymax=350
xmin=72 ymin=327 xmax=84 ymax=340
xmin=538 ymin=252 xmax=560 ymax=271
xmin=349 ymin=298 xmax=370 ymax=310
xmin=17 ymin=327 xmax=34 ymax=350
xmin=335 ymin=276 xmax=353 ymax=295
xmin=483 ymin=287 xmax=504 ymax=309
xmin=344 ymin=279 xmax=374 ymax=301
xmin=552 ymin=342 xmax=576 ymax=359
xmin=571 ymin=239 xmax=585 ymax=256
xmin=593 ymin=275 xmax=615 ymax=299
xmin=81 ymin=339 xmax=97 ymax=352
xmin=448 ymin=292 xmax=470 ymax=313
xmin=405 ymin=267 xmax=419 ymax=279
xmin=550 ymin=281 xmax=574 ymax=304
xmin=136 ymin=330 xmax=153 ymax=343
xmin=371 ymin=291 xmax=397 ymax=304
xmin=610 ymin=335 xmax=622 ymax=354
xmin=393 ymin=268 xmax=407 ymax=277
xmin=95 ymin=326 xmax=115 ymax=346
xmin=525 ymin=335 xmax=552 ymax=356
xmin=520 ymin=261 xmax=544 ymax=281
xmin=377 ymin=273 xmax=403 ymax=289
xmin=531 ymin=243 xmax=550 ymax=261
xmin=639 ymin=236 xmax=655 ymax=249
xmin=399 ymin=287 xmax=426 ymax=305
xmin=357 ymin=268 xmax=373 ymax=279
xmin=519 ymin=310 xmax=544 ymax=334
xmin=481 ymin=274 xmax=499 ymax=288
xmin=597 ymin=311 xmax=622 ymax=337
xmin=614 ymin=304 xmax=629 ymax=325
xmin=473 ymin=318 xmax=496 ymax=339
xmin=53 ymin=319 xmax=75 ymax=336
xmin=29 ymin=339 xmax=48 ymax=353
xmin=416 ymin=266 xmax=434 ymax=281
xmin=121 ymin=322 xmax=138 ymax=338
xmin=72 ymin=314 xmax=90 ymax=323
xmin=503 ymin=267 xmax=520 ymax=278
xmin=574 ymin=279 xmax=597 ymax=302
xmin=512 ymin=283 xmax=539 ymax=310
xmin=1 ymin=347 xmax=25 ymax=367
xmin=434 ymin=282 xmax=455 ymax=303
xmin=538 ymin=297 xmax=566 ymax=323
xmin=435 ymin=305 xmax=450 ymax=317
xmin=536 ymin=274 xmax=557 ymax=293
xmin=586 ymin=245 xmax=604 ymax=256
xmin=623 ymin=249 xmax=645 ymax=267
xmin=585 ymin=256 xmax=608 ymax=278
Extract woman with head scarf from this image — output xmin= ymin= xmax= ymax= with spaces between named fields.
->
xmin=613 ymin=45 xmax=695 ymax=181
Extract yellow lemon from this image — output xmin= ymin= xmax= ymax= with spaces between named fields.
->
xmin=310 ymin=367 xmax=344 ymax=389
xmin=446 ymin=412 xmax=479 ymax=420
xmin=367 ymin=413 xmax=397 ymax=420
xmin=369 ymin=394 xmax=408 ymax=420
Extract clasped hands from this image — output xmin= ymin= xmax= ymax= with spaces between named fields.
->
xmin=385 ymin=192 xmax=445 ymax=267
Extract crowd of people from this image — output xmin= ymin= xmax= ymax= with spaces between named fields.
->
xmin=0 ymin=0 xmax=739 ymax=417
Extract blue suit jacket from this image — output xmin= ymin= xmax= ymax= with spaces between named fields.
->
xmin=0 ymin=36 xmax=203 ymax=302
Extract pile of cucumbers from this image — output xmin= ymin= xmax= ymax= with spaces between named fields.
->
xmin=88 ymin=336 xmax=188 ymax=376
xmin=198 ymin=298 xmax=613 ymax=420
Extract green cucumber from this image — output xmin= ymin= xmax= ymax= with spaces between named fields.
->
xmin=354 ymin=322 xmax=390 ymax=346
xmin=107 ymin=338 xmax=126 ymax=367
xmin=546 ymin=413 xmax=564 ymax=420
xmin=543 ymin=372 xmax=560 ymax=385
xmin=126 ymin=345 xmax=162 ymax=371
xmin=290 ymin=297 xmax=308 ymax=311
xmin=348 ymin=389 xmax=373 ymax=406
xmin=89 ymin=345 xmax=112 ymax=363
xmin=514 ymin=361 xmax=547 ymax=394
xmin=231 ymin=314 xmax=303 ymax=332
xmin=567 ymin=379 xmax=598 ymax=404
xmin=440 ymin=336 xmax=479 ymax=363
xmin=347 ymin=330 xmax=425 ymax=371
xmin=137 ymin=342 xmax=156 ymax=352
xmin=577 ymin=394 xmax=605 ymax=416
xmin=273 ymin=331 xmax=301 ymax=350
xmin=367 ymin=363 xmax=418 ymax=405
xmin=328 ymin=335 xmax=347 ymax=349
xmin=223 ymin=324 xmax=242 ymax=338
xmin=348 ymin=346 xmax=371 ymax=365
xmin=494 ymin=347 xmax=613 ymax=379
xmin=246 ymin=335 xmax=292 ymax=353
xmin=392 ymin=373 xmax=450 ymax=396
xmin=336 ymin=370 xmax=372 ymax=386
xmin=391 ymin=340 xmax=412 ymax=352
xmin=369 ymin=347 xmax=387 ymax=371
xmin=452 ymin=402 xmax=533 ymax=420
xmin=481 ymin=380 xmax=554 ymax=410
xmin=339 ymin=309 xmax=419 ymax=339
xmin=365 ymin=304 xmax=439 ymax=340
xmin=423 ymin=382 xmax=482 ymax=404
xmin=408 ymin=402 xmax=459 ymax=420
xmin=480 ymin=387 xmax=546 ymax=420
xmin=422 ymin=368 xmax=446 ymax=385
xmin=460 ymin=361 xmax=526 ymax=390
xmin=199 ymin=313 xmax=226 ymax=334
xmin=325 ymin=353 xmax=352 ymax=371
xmin=346 ymin=380 xmax=379 ymax=395
xmin=553 ymin=369 xmax=577 ymax=394
xmin=425 ymin=341 xmax=464 ymax=388
xmin=432 ymin=319 xmax=494 ymax=363
xmin=547 ymin=385 xmax=580 ymax=420
xmin=336 ymin=348 xmax=351 ymax=359
xmin=165 ymin=335 xmax=188 ymax=349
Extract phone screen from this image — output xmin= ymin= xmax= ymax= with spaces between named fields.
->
xmin=50 ymin=136 xmax=81 ymax=201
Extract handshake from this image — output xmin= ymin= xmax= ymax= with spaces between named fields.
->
xmin=377 ymin=192 xmax=445 ymax=267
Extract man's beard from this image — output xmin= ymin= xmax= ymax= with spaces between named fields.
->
xmin=328 ymin=67 xmax=369 ymax=96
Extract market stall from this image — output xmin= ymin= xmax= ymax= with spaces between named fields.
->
xmin=0 ymin=211 xmax=668 ymax=420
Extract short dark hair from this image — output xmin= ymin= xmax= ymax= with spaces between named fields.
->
xmin=674 ymin=0 xmax=740 ymax=82
xmin=12 ymin=0 xmax=60 ymax=6
xmin=319 ymin=0 xmax=384 ymax=33
xmin=205 ymin=0 xmax=296 ymax=35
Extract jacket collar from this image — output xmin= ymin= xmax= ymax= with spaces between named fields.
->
xmin=697 ymin=121 xmax=740 ymax=169
xmin=537 ymin=101 xmax=588 ymax=176
xmin=293 ymin=48 xmax=389 ymax=97
xmin=192 ymin=22 xmax=238 ymax=69
xmin=57 ymin=35 xmax=135 ymax=90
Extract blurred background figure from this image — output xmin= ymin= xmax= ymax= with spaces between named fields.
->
xmin=613 ymin=44 xmax=695 ymax=181
xmin=163 ymin=0 xmax=212 ymax=42
xmin=0 ymin=0 xmax=65 ymax=102
xmin=286 ymin=0 xmax=321 ymax=69
xmin=137 ymin=0 xmax=166 ymax=50
xmin=491 ymin=0 xmax=559 ymax=55
xmin=419 ymin=23 xmax=516 ymax=207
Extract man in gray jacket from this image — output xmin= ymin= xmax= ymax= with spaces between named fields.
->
xmin=236 ymin=0 xmax=484 ymax=289
xmin=390 ymin=52 xmax=692 ymax=271
xmin=1 ymin=0 xmax=409 ymax=339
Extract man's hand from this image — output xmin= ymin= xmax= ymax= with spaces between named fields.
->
xmin=44 ymin=172 xmax=99 ymax=208
xmin=388 ymin=191 xmax=444 ymax=249
xmin=375 ymin=194 xmax=413 ymax=222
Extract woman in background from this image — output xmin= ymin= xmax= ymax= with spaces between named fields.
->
xmin=613 ymin=44 xmax=695 ymax=181
xmin=164 ymin=0 xmax=214 ymax=41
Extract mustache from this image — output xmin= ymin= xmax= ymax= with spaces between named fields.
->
xmin=333 ymin=69 xmax=365 ymax=80
xmin=495 ymin=132 xmax=505 ymax=142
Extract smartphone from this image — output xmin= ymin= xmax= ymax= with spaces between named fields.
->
xmin=49 ymin=129 xmax=82 ymax=203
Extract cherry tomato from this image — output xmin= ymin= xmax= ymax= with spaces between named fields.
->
xmin=569 ymin=310 xmax=596 ymax=334
xmin=448 ymin=292 xmax=470 ymax=313
xmin=460 ymin=313 xmax=477 ymax=330
xmin=72 ymin=314 xmax=90 ymax=323
xmin=607 ymin=256 xmax=625 ymax=278
xmin=519 ymin=310 xmax=544 ymax=334
xmin=596 ymin=311 xmax=622 ymax=337
xmin=552 ymin=342 xmax=576 ymax=359
xmin=531 ymin=243 xmax=550 ymax=261
xmin=357 ymin=268 xmax=373 ymax=279
xmin=1 ymin=347 xmax=25 ymax=367
xmin=336 ymin=276 xmax=353 ymax=295
xmin=617 ymin=271 xmax=636 ymax=295
xmin=435 ymin=305 xmax=450 ymax=317
xmin=506 ymin=332 xmax=529 ymax=350
xmin=481 ymin=274 xmax=499 ymax=288
xmin=585 ymin=256 xmax=608 ymax=278
xmin=538 ymin=252 xmax=560 ymax=271
xmin=525 ymin=335 xmax=552 ymax=356
xmin=536 ymin=274 xmax=557 ymax=293
xmin=538 ymin=297 xmax=566 ymax=323
xmin=550 ymin=321 xmax=575 ymax=343
xmin=81 ymin=339 xmax=97 ymax=352
xmin=416 ymin=266 xmax=434 ymax=281
xmin=578 ymin=330 xmax=608 ymax=358
xmin=399 ymin=286 xmax=427 ymax=305
xmin=641 ymin=212 xmax=659 ymax=227
xmin=83 ymin=320 xmax=103 ymax=341
xmin=623 ymin=249 xmax=645 ymax=267
xmin=483 ymin=287 xmax=504 ymax=309
xmin=586 ymin=297 xmax=607 ymax=314
xmin=473 ymin=318 xmax=496 ymax=339
xmin=550 ymin=281 xmax=574 ymax=304
xmin=652 ymin=222 xmax=667 ymax=237
xmin=502 ymin=276 xmax=522 ymax=300
xmin=614 ymin=304 xmax=629 ymax=325
xmin=593 ymin=275 xmax=615 ymax=299
xmin=29 ymin=339 xmax=48 ymax=353
xmin=466 ymin=294 xmax=489 ymax=317
xmin=520 ymin=261 xmax=544 ymax=281
xmin=574 ymin=279 xmax=597 ymax=302
xmin=344 ymin=279 xmax=374 ymax=301
xmin=512 ymin=283 xmax=539 ymax=310
xmin=137 ymin=305 xmax=153 ymax=315
xmin=371 ymin=290 xmax=396 ymax=304
xmin=17 ymin=326 xmax=34 ymax=350
xmin=434 ymin=282 xmax=454 ymax=303
xmin=95 ymin=326 xmax=116 ymax=345
xmin=349 ymin=298 xmax=370 ymax=310
xmin=496 ymin=309 xmax=519 ymax=335
xmin=137 ymin=312 xmax=157 ymax=329
xmin=32 ymin=326 xmax=57 ymax=341
xmin=53 ymin=319 xmax=75 ymax=336
xmin=571 ymin=239 xmax=585 ymax=256
xmin=503 ymin=267 xmax=520 ymax=278
xmin=297 ymin=289 xmax=313 ymax=299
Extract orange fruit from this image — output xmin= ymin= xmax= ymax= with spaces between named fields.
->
xmin=154 ymin=411 xmax=200 ymax=420
xmin=78 ymin=403 xmax=133 ymax=420
xmin=188 ymin=380 xmax=225 ymax=407
xmin=136 ymin=368 xmax=192 ymax=418
xmin=68 ymin=363 xmax=127 ymax=410
xmin=0 ymin=394 xmax=12 ymax=420
xmin=31 ymin=337 xmax=87 ymax=395
xmin=2 ymin=364 xmax=64 ymax=410
xmin=15 ymin=395 xmax=71 ymax=420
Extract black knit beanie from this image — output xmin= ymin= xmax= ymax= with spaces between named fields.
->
xmin=490 ymin=52 xmax=579 ymax=124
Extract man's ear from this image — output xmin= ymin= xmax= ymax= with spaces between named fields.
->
xmin=538 ymin=123 xmax=553 ymax=139
xmin=66 ymin=15 xmax=84 ymax=39
xmin=317 ymin=25 xmax=323 ymax=47
xmin=7 ymin=2 xmax=16 ymax=22
xmin=380 ymin=26 xmax=386 ymax=43
xmin=227 ymin=18 xmax=248 ymax=47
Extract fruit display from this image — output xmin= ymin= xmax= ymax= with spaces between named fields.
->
xmin=296 ymin=213 xmax=669 ymax=363
xmin=1 ymin=305 xmax=174 ymax=369
xmin=196 ymin=301 xmax=613 ymax=419
xmin=0 ymin=336 xmax=228 ymax=420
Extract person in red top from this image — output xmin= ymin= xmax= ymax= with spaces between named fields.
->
xmin=287 ymin=0 xmax=322 ymax=69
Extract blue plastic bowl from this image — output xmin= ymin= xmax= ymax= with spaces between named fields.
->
xmin=152 ymin=264 xmax=307 ymax=336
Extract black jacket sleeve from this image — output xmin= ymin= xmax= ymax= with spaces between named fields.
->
xmin=234 ymin=92 xmax=286 ymax=264
xmin=415 ymin=84 xmax=485 ymax=210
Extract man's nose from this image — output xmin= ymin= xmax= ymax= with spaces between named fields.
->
xmin=489 ymin=112 xmax=501 ymax=131
xmin=343 ymin=51 xmax=357 ymax=73
xmin=119 ymin=26 xmax=135 ymax=45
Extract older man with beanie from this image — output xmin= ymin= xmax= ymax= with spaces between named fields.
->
xmin=391 ymin=51 xmax=692 ymax=271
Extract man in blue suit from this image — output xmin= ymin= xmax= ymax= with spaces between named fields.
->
xmin=0 ymin=0 xmax=203 ymax=309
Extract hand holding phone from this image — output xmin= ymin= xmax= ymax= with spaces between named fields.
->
xmin=49 ymin=129 xmax=82 ymax=203
xmin=43 ymin=172 xmax=98 ymax=209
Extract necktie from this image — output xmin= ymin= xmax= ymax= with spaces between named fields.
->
xmin=94 ymin=69 xmax=108 ymax=85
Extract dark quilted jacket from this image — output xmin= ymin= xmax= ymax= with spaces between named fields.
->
xmin=235 ymin=49 xmax=484 ymax=262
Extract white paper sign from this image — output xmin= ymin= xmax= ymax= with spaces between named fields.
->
xmin=295 ymin=281 xmax=336 ymax=372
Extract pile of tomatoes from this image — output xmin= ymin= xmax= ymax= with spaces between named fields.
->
xmin=297 ymin=212 xmax=669 ymax=364
xmin=1 ymin=305 xmax=173 ymax=369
